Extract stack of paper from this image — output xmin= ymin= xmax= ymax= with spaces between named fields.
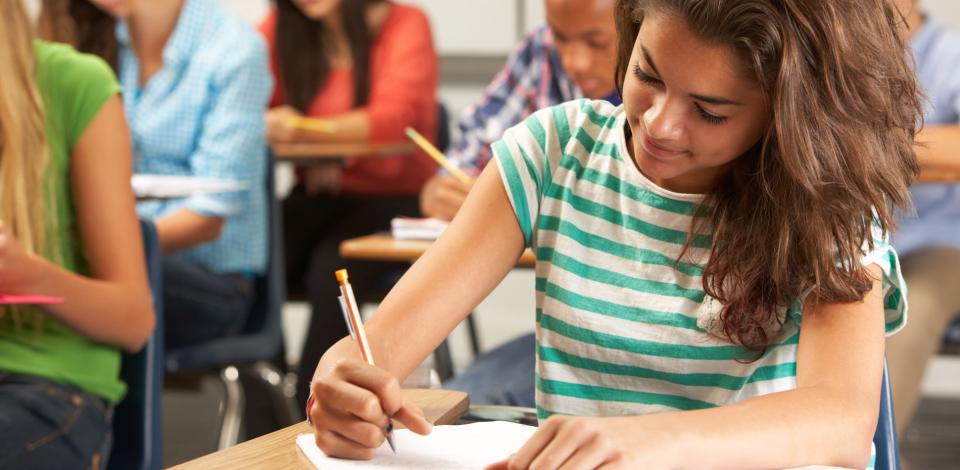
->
xmin=390 ymin=217 xmax=449 ymax=241
xmin=131 ymin=175 xmax=249 ymax=199
xmin=296 ymin=421 xmax=536 ymax=469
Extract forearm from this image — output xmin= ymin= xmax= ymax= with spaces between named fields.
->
xmin=314 ymin=166 xmax=524 ymax=383
xmin=916 ymin=125 xmax=960 ymax=171
xmin=155 ymin=208 xmax=225 ymax=253
xmin=653 ymin=385 xmax=875 ymax=469
xmin=31 ymin=258 xmax=154 ymax=352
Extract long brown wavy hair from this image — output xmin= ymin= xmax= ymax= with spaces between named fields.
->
xmin=614 ymin=0 xmax=921 ymax=352
xmin=38 ymin=0 xmax=118 ymax=71
xmin=276 ymin=0 xmax=385 ymax=112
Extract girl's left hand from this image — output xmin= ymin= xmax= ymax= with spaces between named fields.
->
xmin=0 ymin=221 xmax=45 ymax=293
xmin=486 ymin=415 xmax=678 ymax=470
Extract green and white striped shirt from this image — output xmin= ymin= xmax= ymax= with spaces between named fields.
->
xmin=492 ymin=99 xmax=906 ymax=423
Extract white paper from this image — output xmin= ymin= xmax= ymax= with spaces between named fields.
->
xmin=390 ymin=217 xmax=448 ymax=241
xmin=131 ymin=174 xmax=249 ymax=199
xmin=295 ymin=421 xmax=536 ymax=469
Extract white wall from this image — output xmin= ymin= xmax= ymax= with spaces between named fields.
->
xmin=922 ymin=0 xmax=960 ymax=27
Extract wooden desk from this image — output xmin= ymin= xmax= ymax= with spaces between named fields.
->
xmin=272 ymin=141 xmax=416 ymax=162
xmin=171 ymin=388 xmax=469 ymax=470
xmin=340 ymin=234 xmax=537 ymax=267
xmin=919 ymin=167 xmax=960 ymax=183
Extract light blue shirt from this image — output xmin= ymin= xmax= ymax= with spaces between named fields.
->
xmin=893 ymin=20 xmax=960 ymax=256
xmin=118 ymin=0 xmax=273 ymax=274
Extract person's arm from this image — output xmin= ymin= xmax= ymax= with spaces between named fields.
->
xmin=419 ymin=28 xmax=549 ymax=220
xmin=306 ymin=164 xmax=527 ymax=458
xmin=0 ymin=97 xmax=154 ymax=352
xmin=155 ymin=35 xmax=272 ymax=253
xmin=492 ymin=266 xmax=885 ymax=470
xmin=916 ymin=124 xmax=960 ymax=172
xmin=267 ymin=8 xmax=437 ymax=144
xmin=154 ymin=210 xmax=224 ymax=253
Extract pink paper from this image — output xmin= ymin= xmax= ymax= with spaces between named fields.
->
xmin=0 ymin=294 xmax=64 ymax=305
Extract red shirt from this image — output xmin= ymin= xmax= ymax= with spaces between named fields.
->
xmin=261 ymin=3 xmax=439 ymax=196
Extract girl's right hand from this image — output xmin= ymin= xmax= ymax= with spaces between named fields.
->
xmin=265 ymin=106 xmax=300 ymax=143
xmin=308 ymin=359 xmax=433 ymax=459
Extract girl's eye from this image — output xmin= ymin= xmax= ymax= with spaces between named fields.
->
xmin=696 ymin=104 xmax=728 ymax=125
xmin=633 ymin=64 xmax=662 ymax=87
xmin=633 ymin=62 xmax=729 ymax=125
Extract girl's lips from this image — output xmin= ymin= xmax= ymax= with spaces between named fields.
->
xmin=642 ymin=135 xmax=686 ymax=159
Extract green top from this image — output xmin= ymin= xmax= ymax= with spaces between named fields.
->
xmin=0 ymin=41 xmax=124 ymax=402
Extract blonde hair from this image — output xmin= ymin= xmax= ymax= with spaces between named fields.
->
xmin=0 ymin=0 xmax=55 ymax=326
xmin=0 ymin=0 xmax=51 ymax=258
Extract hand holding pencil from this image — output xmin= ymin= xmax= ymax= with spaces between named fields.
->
xmin=303 ymin=269 xmax=432 ymax=460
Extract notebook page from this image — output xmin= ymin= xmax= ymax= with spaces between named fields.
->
xmin=296 ymin=421 xmax=536 ymax=469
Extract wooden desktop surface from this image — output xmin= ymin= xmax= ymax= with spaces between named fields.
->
xmin=340 ymin=234 xmax=537 ymax=267
xmin=919 ymin=167 xmax=960 ymax=183
xmin=171 ymin=388 xmax=469 ymax=470
xmin=272 ymin=141 xmax=416 ymax=161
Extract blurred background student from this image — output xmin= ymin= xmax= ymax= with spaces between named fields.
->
xmin=41 ymin=0 xmax=272 ymax=351
xmin=888 ymin=0 xmax=960 ymax=455
xmin=432 ymin=0 xmax=618 ymax=408
xmin=260 ymin=0 xmax=438 ymax=407
xmin=0 ymin=0 xmax=153 ymax=466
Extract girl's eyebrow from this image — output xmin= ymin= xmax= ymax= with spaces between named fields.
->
xmin=640 ymin=44 xmax=745 ymax=107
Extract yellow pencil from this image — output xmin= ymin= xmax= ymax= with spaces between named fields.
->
xmin=404 ymin=127 xmax=473 ymax=185
xmin=287 ymin=115 xmax=338 ymax=133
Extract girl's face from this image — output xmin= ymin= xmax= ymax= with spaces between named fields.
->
xmin=88 ymin=0 xmax=135 ymax=18
xmin=622 ymin=11 xmax=770 ymax=194
xmin=291 ymin=0 xmax=342 ymax=20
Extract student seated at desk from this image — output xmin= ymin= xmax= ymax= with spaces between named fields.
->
xmin=425 ymin=0 xmax=620 ymax=409
xmin=259 ymin=0 xmax=438 ymax=408
xmin=0 ymin=0 xmax=153 ymax=466
xmin=42 ymin=0 xmax=272 ymax=350
xmin=885 ymin=0 xmax=960 ymax=449
xmin=305 ymin=0 xmax=920 ymax=468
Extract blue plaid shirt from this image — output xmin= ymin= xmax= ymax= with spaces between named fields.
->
xmin=449 ymin=26 xmax=620 ymax=175
xmin=892 ymin=20 xmax=960 ymax=256
xmin=118 ymin=0 xmax=273 ymax=274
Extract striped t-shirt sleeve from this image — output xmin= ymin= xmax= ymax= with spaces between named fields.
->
xmin=861 ymin=223 xmax=908 ymax=335
xmin=492 ymin=107 xmax=557 ymax=247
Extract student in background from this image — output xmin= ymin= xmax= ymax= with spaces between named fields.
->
xmin=886 ymin=0 xmax=960 ymax=445
xmin=0 ymin=0 xmax=153 ymax=466
xmin=305 ymin=0 xmax=919 ymax=467
xmin=41 ymin=0 xmax=272 ymax=351
xmin=420 ymin=0 xmax=618 ymax=221
xmin=260 ymin=0 xmax=438 ymax=408
xmin=433 ymin=0 xmax=618 ymax=408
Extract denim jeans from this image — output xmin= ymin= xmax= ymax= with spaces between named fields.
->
xmin=0 ymin=373 xmax=113 ymax=469
xmin=443 ymin=333 xmax=537 ymax=407
xmin=163 ymin=256 xmax=254 ymax=350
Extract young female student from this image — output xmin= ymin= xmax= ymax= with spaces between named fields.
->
xmin=260 ymin=0 xmax=438 ymax=407
xmin=41 ymin=0 xmax=272 ymax=350
xmin=304 ymin=0 xmax=921 ymax=468
xmin=0 ymin=0 xmax=153 ymax=466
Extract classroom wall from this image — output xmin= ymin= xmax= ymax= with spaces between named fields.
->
xmin=24 ymin=0 xmax=960 ymax=128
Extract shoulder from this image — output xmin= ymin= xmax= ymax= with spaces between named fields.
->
xmin=34 ymin=40 xmax=117 ymax=96
xmin=192 ymin=0 xmax=268 ymax=70
xmin=531 ymin=99 xmax=621 ymax=136
xmin=378 ymin=3 xmax=432 ymax=39
xmin=508 ymin=25 xmax=552 ymax=65
xmin=926 ymin=25 xmax=960 ymax=74
xmin=258 ymin=9 xmax=278 ymax=44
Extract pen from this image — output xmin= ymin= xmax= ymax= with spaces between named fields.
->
xmin=336 ymin=268 xmax=397 ymax=454
xmin=404 ymin=127 xmax=474 ymax=185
